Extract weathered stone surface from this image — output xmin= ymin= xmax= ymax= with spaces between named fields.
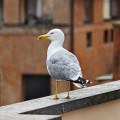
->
xmin=0 ymin=80 xmax=120 ymax=115
xmin=0 ymin=114 xmax=61 ymax=120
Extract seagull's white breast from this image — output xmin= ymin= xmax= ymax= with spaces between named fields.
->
xmin=47 ymin=41 xmax=63 ymax=60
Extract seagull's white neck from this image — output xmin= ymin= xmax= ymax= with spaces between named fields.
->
xmin=47 ymin=41 xmax=63 ymax=60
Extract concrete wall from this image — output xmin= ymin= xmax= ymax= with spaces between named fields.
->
xmin=62 ymin=99 xmax=120 ymax=120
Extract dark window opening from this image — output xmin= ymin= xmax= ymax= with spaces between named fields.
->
xmin=110 ymin=0 xmax=120 ymax=20
xmin=24 ymin=0 xmax=53 ymax=25
xmin=0 ymin=0 xmax=3 ymax=25
xmin=83 ymin=0 xmax=93 ymax=24
xmin=86 ymin=32 xmax=92 ymax=48
xmin=111 ymin=29 xmax=114 ymax=42
xmin=104 ymin=30 xmax=109 ymax=44
xmin=23 ymin=74 xmax=50 ymax=101
xmin=103 ymin=0 xmax=120 ymax=21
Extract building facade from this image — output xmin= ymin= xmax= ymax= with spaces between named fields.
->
xmin=0 ymin=0 xmax=119 ymax=105
xmin=73 ymin=0 xmax=120 ymax=88
xmin=0 ymin=0 xmax=71 ymax=105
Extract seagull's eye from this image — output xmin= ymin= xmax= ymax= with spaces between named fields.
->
xmin=50 ymin=32 xmax=54 ymax=34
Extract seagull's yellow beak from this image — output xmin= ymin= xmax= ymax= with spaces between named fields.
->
xmin=37 ymin=35 xmax=48 ymax=40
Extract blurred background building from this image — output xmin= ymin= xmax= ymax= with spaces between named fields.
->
xmin=0 ymin=0 xmax=120 ymax=106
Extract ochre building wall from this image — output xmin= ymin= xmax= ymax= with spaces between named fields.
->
xmin=73 ymin=0 xmax=115 ymax=88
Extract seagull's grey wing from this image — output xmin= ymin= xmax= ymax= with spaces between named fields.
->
xmin=47 ymin=49 xmax=82 ymax=81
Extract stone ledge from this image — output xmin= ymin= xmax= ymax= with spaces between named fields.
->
xmin=0 ymin=25 xmax=70 ymax=35
xmin=0 ymin=114 xmax=61 ymax=120
xmin=113 ymin=21 xmax=120 ymax=28
xmin=95 ymin=74 xmax=113 ymax=81
xmin=0 ymin=80 xmax=120 ymax=120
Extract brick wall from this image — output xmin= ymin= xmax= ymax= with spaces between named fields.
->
xmin=113 ymin=23 xmax=120 ymax=80
xmin=73 ymin=0 xmax=114 ymax=88
xmin=0 ymin=0 xmax=71 ymax=105
xmin=0 ymin=0 xmax=117 ymax=105
xmin=3 ymin=0 xmax=20 ymax=24
xmin=0 ymin=26 xmax=71 ymax=105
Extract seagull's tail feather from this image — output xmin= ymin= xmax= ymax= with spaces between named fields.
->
xmin=73 ymin=83 xmax=86 ymax=88
xmin=68 ymin=77 xmax=92 ymax=88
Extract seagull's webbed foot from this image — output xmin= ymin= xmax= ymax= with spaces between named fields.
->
xmin=50 ymin=95 xmax=59 ymax=100
xmin=63 ymin=95 xmax=71 ymax=99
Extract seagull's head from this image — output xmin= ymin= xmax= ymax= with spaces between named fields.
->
xmin=37 ymin=29 xmax=65 ymax=44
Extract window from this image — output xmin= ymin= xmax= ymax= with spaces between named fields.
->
xmin=110 ymin=0 xmax=120 ymax=20
xmin=103 ymin=0 xmax=111 ymax=21
xmin=0 ymin=0 xmax=3 ymax=25
xmin=104 ymin=30 xmax=109 ymax=44
xmin=111 ymin=29 xmax=114 ymax=42
xmin=103 ymin=0 xmax=120 ymax=21
xmin=83 ymin=0 xmax=93 ymax=24
xmin=86 ymin=32 xmax=92 ymax=48
xmin=24 ymin=0 xmax=53 ymax=25
xmin=23 ymin=75 xmax=50 ymax=101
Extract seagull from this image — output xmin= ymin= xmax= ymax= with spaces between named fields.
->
xmin=37 ymin=29 xmax=92 ymax=99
